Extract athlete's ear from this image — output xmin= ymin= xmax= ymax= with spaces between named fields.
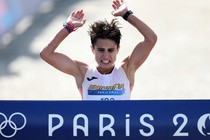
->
xmin=117 ymin=45 xmax=120 ymax=53
xmin=90 ymin=45 xmax=95 ymax=54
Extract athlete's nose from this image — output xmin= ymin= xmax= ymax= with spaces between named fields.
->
xmin=102 ymin=51 xmax=109 ymax=58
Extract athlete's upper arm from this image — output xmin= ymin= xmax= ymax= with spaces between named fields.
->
xmin=129 ymin=39 xmax=156 ymax=71
xmin=122 ymin=38 xmax=156 ymax=83
xmin=40 ymin=50 xmax=86 ymax=77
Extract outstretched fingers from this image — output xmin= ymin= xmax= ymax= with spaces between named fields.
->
xmin=112 ymin=0 xmax=127 ymax=17
xmin=70 ymin=10 xmax=84 ymax=20
xmin=112 ymin=0 xmax=124 ymax=9
xmin=68 ymin=9 xmax=86 ymax=29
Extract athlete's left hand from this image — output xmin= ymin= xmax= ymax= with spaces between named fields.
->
xmin=112 ymin=0 xmax=128 ymax=17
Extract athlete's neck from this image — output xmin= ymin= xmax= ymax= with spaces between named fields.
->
xmin=97 ymin=66 xmax=114 ymax=75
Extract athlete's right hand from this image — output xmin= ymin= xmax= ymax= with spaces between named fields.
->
xmin=66 ymin=10 xmax=86 ymax=30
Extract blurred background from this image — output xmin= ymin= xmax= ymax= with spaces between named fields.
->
xmin=0 ymin=0 xmax=210 ymax=100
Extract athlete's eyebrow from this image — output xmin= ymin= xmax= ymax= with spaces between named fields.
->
xmin=96 ymin=48 xmax=105 ymax=51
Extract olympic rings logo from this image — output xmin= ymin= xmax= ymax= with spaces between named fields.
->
xmin=0 ymin=112 xmax=26 ymax=138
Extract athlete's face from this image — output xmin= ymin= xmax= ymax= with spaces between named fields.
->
xmin=92 ymin=38 xmax=119 ymax=74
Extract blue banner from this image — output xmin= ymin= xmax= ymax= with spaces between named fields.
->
xmin=0 ymin=100 xmax=210 ymax=139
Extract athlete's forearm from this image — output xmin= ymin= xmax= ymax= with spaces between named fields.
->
xmin=127 ymin=14 xmax=157 ymax=43
xmin=44 ymin=28 xmax=69 ymax=52
xmin=40 ymin=27 xmax=70 ymax=59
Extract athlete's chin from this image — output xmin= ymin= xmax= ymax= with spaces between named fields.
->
xmin=99 ymin=62 xmax=114 ymax=69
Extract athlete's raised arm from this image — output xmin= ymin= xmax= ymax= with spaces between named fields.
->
xmin=40 ymin=10 xmax=87 ymax=88
xmin=112 ymin=0 xmax=157 ymax=84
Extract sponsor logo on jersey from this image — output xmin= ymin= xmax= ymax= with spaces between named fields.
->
xmin=87 ymin=84 xmax=125 ymax=95
xmin=87 ymin=76 xmax=98 ymax=81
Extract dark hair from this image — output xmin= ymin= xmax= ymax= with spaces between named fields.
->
xmin=88 ymin=19 xmax=122 ymax=47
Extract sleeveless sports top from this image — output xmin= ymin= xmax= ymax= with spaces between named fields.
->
xmin=80 ymin=65 xmax=132 ymax=100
